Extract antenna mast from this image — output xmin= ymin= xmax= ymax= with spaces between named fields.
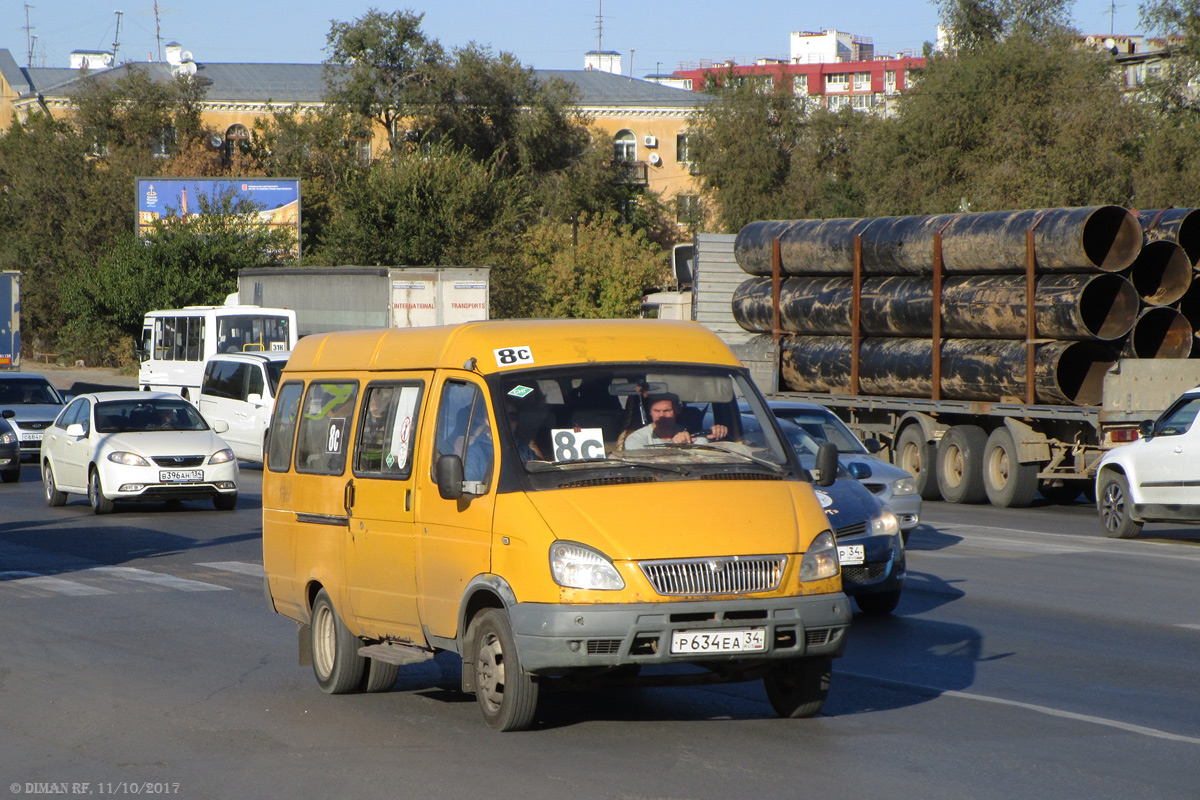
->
xmin=23 ymin=4 xmax=35 ymax=68
xmin=596 ymin=0 xmax=602 ymax=55
xmin=154 ymin=0 xmax=162 ymax=61
xmin=112 ymin=9 xmax=123 ymax=63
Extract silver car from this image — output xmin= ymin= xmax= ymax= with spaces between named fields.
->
xmin=0 ymin=372 xmax=66 ymax=459
xmin=767 ymin=401 xmax=921 ymax=538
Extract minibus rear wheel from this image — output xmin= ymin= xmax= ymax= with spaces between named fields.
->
xmin=764 ymin=656 xmax=831 ymax=718
xmin=310 ymin=589 xmax=365 ymax=694
xmin=468 ymin=609 xmax=539 ymax=731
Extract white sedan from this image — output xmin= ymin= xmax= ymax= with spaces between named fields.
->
xmin=40 ymin=391 xmax=239 ymax=514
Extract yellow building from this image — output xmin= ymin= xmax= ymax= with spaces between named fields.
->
xmin=0 ymin=45 xmax=707 ymax=223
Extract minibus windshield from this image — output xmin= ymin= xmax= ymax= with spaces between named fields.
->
xmin=495 ymin=366 xmax=794 ymax=472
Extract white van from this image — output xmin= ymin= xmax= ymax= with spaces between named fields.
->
xmin=198 ymin=351 xmax=289 ymax=462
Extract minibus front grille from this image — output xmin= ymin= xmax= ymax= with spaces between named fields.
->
xmin=557 ymin=475 xmax=656 ymax=489
xmin=639 ymin=555 xmax=786 ymax=596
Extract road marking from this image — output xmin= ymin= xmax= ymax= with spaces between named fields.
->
xmin=1177 ymin=623 xmax=1200 ymax=631
xmin=842 ymin=670 xmax=1200 ymax=745
xmin=197 ymin=561 xmax=264 ymax=577
xmin=914 ymin=523 xmax=1200 ymax=564
xmin=0 ymin=571 xmax=113 ymax=596
xmin=86 ymin=566 xmax=230 ymax=592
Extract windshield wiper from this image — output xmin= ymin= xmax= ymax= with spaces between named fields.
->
xmin=526 ymin=455 xmax=691 ymax=475
xmin=681 ymin=442 xmax=791 ymax=474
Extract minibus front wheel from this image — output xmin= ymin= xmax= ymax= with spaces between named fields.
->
xmin=310 ymin=589 xmax=366 ymax=694
xmin=468 ymin=609 xmax=539 ymax=732
xmin=763 ymin=656 xmax=831 ymax=718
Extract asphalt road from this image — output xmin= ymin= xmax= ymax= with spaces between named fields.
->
xmin=1 ymin=463 xmax=1198 ymax=799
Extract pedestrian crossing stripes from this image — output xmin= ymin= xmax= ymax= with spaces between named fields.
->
xmin=0 ymin=561 xmax=264 ymax=598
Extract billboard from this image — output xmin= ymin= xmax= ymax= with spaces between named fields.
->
xmin=136 ymin=178 xmax=301 ymax=259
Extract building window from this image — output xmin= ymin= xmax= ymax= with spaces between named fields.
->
xmin=349 ymin=135 xmax=372 ymax=167
xmin=826 ymin=73 xmax=850 ymax=92
xmin=225 ymin=124 xmax=250 ymax=161
xmin=853 ymin=72 xmax=872 ymax=92
xmin=613 ymin=130 xmax=637 ymax=163
xmin=675 ymin=194 xmax=702 ymax=226
xmin=827 ymin=95 xmax=850 ymax=111
xmin=676 ymin=133 xmax=693 ymax=164
xmin=850 ymin=94 xmax=875 ymax=111
xmin=792 ymin=74 xmax=808 ymax=96
xmin=884 ymin=70 xmax=898 ymax=94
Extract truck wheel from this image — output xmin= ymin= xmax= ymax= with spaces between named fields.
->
xmin=763 ymin=657 xmax=831 ymax=718
xmin=983 ymin=428 xmax=1038 ymax=508
xmin=895 ymin=425 xmax=940 ymax=500
xmin=1097 ymin=472 xmax=1143 ymax=539
xmin=360 ymin=659 xmax=400 ymax=693
xmin=468 ymin=608 xmax=539 ymax=731
xmin=310 ymin=589 xmax=366 ymax=694
xmin=936 ymin=425 xmax=988 ymax=504
xmin=855 ymin=590 xmax=901 ymax=616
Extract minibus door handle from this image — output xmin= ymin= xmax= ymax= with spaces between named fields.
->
xmin=344 ymin=479 xmax=355 ymax=517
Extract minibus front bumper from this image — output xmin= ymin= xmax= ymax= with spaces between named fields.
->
xmin=508 ymin=593 xmax=851 ymax=673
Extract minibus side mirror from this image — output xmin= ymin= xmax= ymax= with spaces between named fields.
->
xmin=436 ymin=454 xmax=465 ymax=500
xmin=814 ymin=442 xmax=839 ymax=487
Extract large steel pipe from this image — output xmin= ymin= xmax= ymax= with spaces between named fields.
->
xmin=1177 ymin=277 xmax=1200 ymax=335
xmin=1120 ymin=307 xmax=1194 ymax=359
xmin=735 ymin=206 xmax=1142 ymax=276
xmin=733 ymin=273 xmax=1138 ymax=340
xmin=777 ymin=335 xmax=1117 ymax=405
xmin=1139 ymin=208 xmax=1200 ymax=264
xmin=1123 ymin=239 xmax=1192 ymax=306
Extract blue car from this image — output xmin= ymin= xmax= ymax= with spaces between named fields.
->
xmin=0 ymin=411 xmax=20 ymax=482
xmin=705 ymin=407 xmax=906 ymax=615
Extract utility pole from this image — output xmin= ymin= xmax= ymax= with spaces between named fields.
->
xmin=112 ymin=10 xmax=123 ymax=63
xmin=596 ymin=0 xmax=603 ymax=55
xmin=23 ymin=4 xmax=35 ymax=68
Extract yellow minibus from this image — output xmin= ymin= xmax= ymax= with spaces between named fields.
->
xmin=262 ymin=319 xmax=849 ymax=730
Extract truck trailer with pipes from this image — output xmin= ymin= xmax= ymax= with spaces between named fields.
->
xmin=237 ymin=266 xmax=490 ymax=337
xmin=684 ymin=206 xmax=1200 ymax=508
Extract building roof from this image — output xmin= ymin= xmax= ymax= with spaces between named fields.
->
xmin=3 ymin=51 xmax=704 ymax=111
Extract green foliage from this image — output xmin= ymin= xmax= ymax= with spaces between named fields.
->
xmin=859 ymin=34 xmax=1140 ymax=212
xmin=512 ymin=214 xmax=668 ymax=319
xmin=324 ymin=8 xmax=445 ymax=151
xmin=60 ymin=198 xmax=292 ymax=364
xmin=317 ymin=145 xmax=526 ymax=267
xmin=935 ymin=0 xmax=1074 ymax=53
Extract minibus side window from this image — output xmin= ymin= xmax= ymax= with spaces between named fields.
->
xmin=433 ymin=381 xmax=493 ymax=489
xmin=295 ymin=381 xmax=359 ymax=475
xmin=354 ymin=382 xmax=423 ymax=478
xmin=267 ymin=381 xmax=304 ymax=472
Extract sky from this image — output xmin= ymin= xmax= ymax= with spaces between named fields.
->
xmin=4 ymin=1 xmax=1148 ymax=76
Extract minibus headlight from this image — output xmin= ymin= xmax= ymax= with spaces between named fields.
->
xmin=108 ymin=451 xmax=152 ymax=467
xmin=549 ymin=541 xmax=625 ymax=591
xmin=799 ymin=530 xmax=839 ymax=582
xmin=209 ymin=448 xmax=236 ymax=464
xmin=869 ymin=507 xmax=901 ymax=538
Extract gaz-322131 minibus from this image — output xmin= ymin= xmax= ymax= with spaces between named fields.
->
xmin=261 ymin=319 xmax=850 ymax=731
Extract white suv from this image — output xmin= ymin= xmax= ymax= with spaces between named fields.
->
xmin=198 ymin=351 xmax=289 ymax=463
xmin=1096 ymin=384 xmax=1200 ymax=538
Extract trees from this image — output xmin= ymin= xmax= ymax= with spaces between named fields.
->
xmin=324 ymin=8 xmax=445 ymax=154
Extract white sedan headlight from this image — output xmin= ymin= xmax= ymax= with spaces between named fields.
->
xmin=549 ymin=541 xmax=625 ymax=590
xmin=799 ymin=530 xmax=839 ymax=582
xmin=891 ymin=477 xmax=917 ymax=496
xmin=869 ymin=507 xmax=901 ymax=537
xmin=108 ymin=451 xmax=152 ymax=467
xmin=208 ymin=448 xmax=236 ymax=464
